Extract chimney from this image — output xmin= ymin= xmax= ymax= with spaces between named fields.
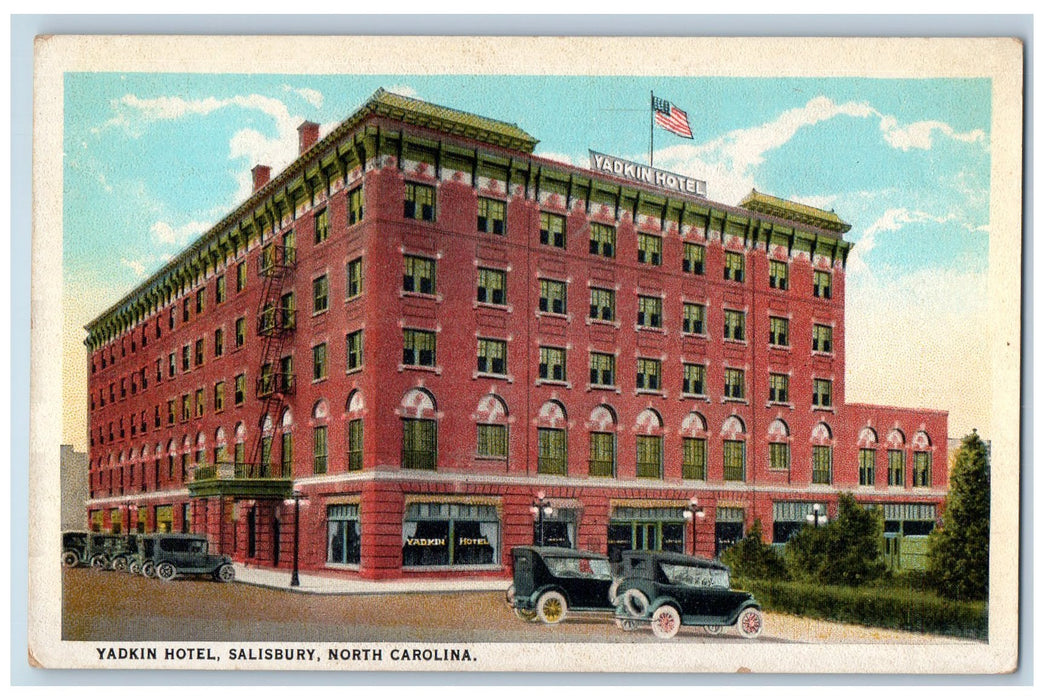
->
xmin=298 ymin=121 xmax=320 ymax=154
xmin=251 ymin=164 xmax=271 ymax=192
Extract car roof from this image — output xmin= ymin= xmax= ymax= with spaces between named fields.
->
xmin=620 ymin=550 xmax=730 ymax=571
xmin=156 ymin=533 xmax=207 ymax=540
xmin=515 ymin=546 xmax=608 ymax=560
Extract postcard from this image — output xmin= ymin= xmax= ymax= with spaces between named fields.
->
xmin=29 ymin=34 xmax=1022 ymax=673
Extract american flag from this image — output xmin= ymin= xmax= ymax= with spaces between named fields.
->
xmin=652 ymin=95 xmax=693 ymax=139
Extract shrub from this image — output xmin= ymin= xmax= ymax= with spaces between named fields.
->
xmin=785 ymin=493 xmax=887 ymax=586
xmin=720 ymin=520 xmax=787 ymax=581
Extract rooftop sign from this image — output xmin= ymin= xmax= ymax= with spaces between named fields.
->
xmin=589 ymin=150 xmax=707 ymax=198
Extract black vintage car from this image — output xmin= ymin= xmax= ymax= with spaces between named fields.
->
xmin=108 ymin=534 xmax=141 ymax=572
xmin=150 ymin=534 xmax=235 ymax=583
xmin=613 ymin=550 xmax=764 ymax=639
xmin=508 ymin=546 xmax=615 ymax=624
xmin=130 ymin=535 xmax=160 ymax=577
xmin=61 ymin=531 xmax=90 ymax=567
xmin=62 ymin=532 xmax=128 ymax=569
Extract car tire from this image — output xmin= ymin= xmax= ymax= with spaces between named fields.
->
xmin=505 ymin=584 xmax=516 ymax=608
xmin=214 ymin=563 xmax=235 ymax=583
xmin=737 ymin=608 xmax=764 ymax=639
xmin=62 ymin=551 xmax=79 ymax=568
xmin=650 ymin=605 xmax=682 ymax=639
xmin=621 ymin=589 xmax=649 ymax=617
xmin=128 ymin=560 xmax=141 ymax=576
xmin=142 ymin=561 xmax=156 ymax=578
xmin=536 ymin=591 xmax=567 ymax=624
xmin=608 ymin=579 xmax=621 ymax=604
xmin=156 ymin=562 xmax=177 ymax=581
xmin=112 ymin=557 xmax=128 ymax=572
xmin=615 ymin=619 xmax=640 ymax=632
xmin=514 ymin=608 xmax=538 ymax=623
xmin=703 ymin=625 xmax=724 ymax=635
xmin=90 ymin=555 xmax=108 ymax=570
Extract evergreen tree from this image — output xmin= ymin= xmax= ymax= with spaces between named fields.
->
xmin=720 ymin=520 xmax=787 ymax=581
xmin=927 ymin=430 xmax=990 ymax=600
xmin=785 ymin=493 xmax=887 ymax=586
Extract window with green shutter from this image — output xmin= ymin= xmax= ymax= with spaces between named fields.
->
xmin=637 ymin=233 xmax=662 ymax=265
xmin=812 ymin=446 xmax=832 ymax=484
xmin=682 ymin=438 xmax=707 ymax=480
xmin=347 ymin=420 xmax=362 ymax=471
xmin=403 ymin=419 xmax=437 ymax=470
xmin=404 ymin=182 xmax=435 ymax=221
xmin=589 ymin=432 xmax=615 ymax=477
xmin=636 ymin=436 xmax=663 ymax=479
xmin=682 ymin=243 xmax=705 ymax=275
xmin=589 ymin=222 xmax=616 ymax=258
xmin=477 ymin=197 xmax=506 ymax=235
xmin=477 ymin=424 xmax=508 ymax=459
xmin=723 ymin=440 xmax=745 ymax=481
xmin=540 ymin=212 xmax=566 ymax=248
xmin=538 ymin=428 xmax=567 ymax=475
xmin=313 ymin=426 xmax=328 ymax=474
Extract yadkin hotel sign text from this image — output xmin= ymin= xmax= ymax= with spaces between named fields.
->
xmin=590 ymin=150 xmax=708 ymax=198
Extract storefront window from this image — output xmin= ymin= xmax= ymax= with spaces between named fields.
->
xmin=607 ymin=506 xmax=686 ymax=563
xmin=402 ymin=502 xmax=500 ymax=567
xmin=327 ymin=504 xmax=361 ymax=565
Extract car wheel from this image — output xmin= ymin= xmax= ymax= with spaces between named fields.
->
xmin=156 ymin=562 xmax=177 ymax=581
xmin=128 ymin=560 xmax=141 ymax=576
xmin=703 ymin=625 xmax=724 ymax=635
xmin=90 ymin=555 xmax=108 ymax=570
xmin=536 ymin=591 xmax=567 ymax=624
xmin=608 ymin=579 xmax=621 ymax=604
xmin=514 ymin=608 xmax=538 ymax=623
xmin=62 ymin=551 xmax=79 ymax=568
xmin=615 ymin=619 xmax=640 ymax=632
xmin=650 ymin=605 xmax=682 ymax=640
xmin=505 ymin=584 xmax=516 ymax=608
xmin=737 ymin=608 xmax=764 ymax=639
xmin=214 ymin=563 xmax=235 ymax=583
xmin=621 ymin=588 xmax=649 ymax=617
xmin=142 ymin=561 xmax=156 ymax=578
xmin=112 ymin=557 xmax=128 ymax=572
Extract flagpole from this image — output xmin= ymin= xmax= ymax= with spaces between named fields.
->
xmin=649 ymin=91 xmax=654 ymax=167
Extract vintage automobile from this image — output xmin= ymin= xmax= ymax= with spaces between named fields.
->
xmin=130 ymin=535 xmax=159 ymax=577
xmin=508 ymin=546 xmax=616 ymax=624
xmin=150 ymin=534 xmax=235 ymax=583
xmin=108 ymin=534 xmax=141 ymax=572
xmin=612 ymin=550 xmax=764 ymax=639
xmin=62 ymin=532 xmax=128 ymax=569
xmin=61 ymin=531 xmax=90 ymax=568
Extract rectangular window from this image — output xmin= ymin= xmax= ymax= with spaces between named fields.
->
xmin=888 ymin=450 xmax=906 ymax=486
xmin=589 ymin=352 xmax=615 ymax=387
xmin=769 ymin=442 xmax=790 ymax=471
xmin=279 ymin=355 xmax=294 ymax=394
xmin=682 ymin=438 xmax=707 ymax=480
xmin=403 ymin=329 xmax=436 ymax=367
xmin=181 ymin=345 xmax=190 ymax=371
xmin=589 ymin=222 xmax=616 ymax=258
xmin=234 ymin=374 xmax=245 ymax=406
xmin=403 ymin=255 xmax=436 ymax=295
xmin=477 ymin=424 xmax=508 ymax=459
xmin=724 ymin=251 xmax=745 ymax=282
xmin=402 ymin=419 xmax=437 ymax=470
xmin=313 ymin=426 xmax=328 ymax=474
xmin=539 ymin=278 xmax=567 ymax=315
xmin=313 ymin=275 xmax=329 ymax=313
xmin=477 ymin=267 xmax=506 ymax=305
xmin=477 ymin=338 xmax=507 ymax=376
xmin=769 ymin=260 xmax=789 ymax=290
xmin=813 ymin=379 xmax=833 ymax=408
xmin=236 ymin=261 xmax=247 ymax=292
xmin=812 ymin=446 xmax=833 ymax=484
xmin=814 ymin=270 xmax=833 ymax=299
xmin=194 ymin=338 xmax=204 ymax=366
xmin=723 ymin=440 xmax=745 ymax=481
xmin=589 ymin=287 xmax=615 ymax=322
xmin=859 ymin=448 xmax=876 ymax=486
xmin=346 ymin=330 xmax=363 ymax=371
xmin=235 ymin=318 xmax=246 ymax=348
xmin=215 ymin=275 xmax=226 ymax=304
xmin=404 ymin=182 xmax=435 ymax=221
xmin=682 ymin=303 xmax=706 ymax=335
xmin=637 ymin=233 xmax=662 ymax=265
xmin=348 ymin=185 xmax=364 ymax=225
xmin=636 ymin=358 xmax=661 ymax=391
xmin=314 ymin=208 xmax=329 ymax=244
xmin=589 ymin=432 xmax=615 ymax=477
xmin=195 ymin=289 xmax=205 ymax=315
xmin=194 ymin=389 xmax=205 ymax=418
xmin=537 ymin=428 xmax=567 ymax=475
xmin=769 ymin=373 xmax=789 ymax=403
xmin=166 ymin=400 xmax=175 ymax=426
xmin=540 ymin=212 xmax=566 ymax=248
xmin=183 ymin=299 xmax=191 ymax=323
xmin=327 ymin=504 xmax=361 ymax=565
xmin=346 ymin=257 xmax=363 ymax=299
xmin=477 ymin=197 xmax=506 ymax=235
xmin=724 ymin=368 xmax=745 ymax=400
xmin=214 ymin=328 xmax=224 ymax=357
xmin=312 ymin=343 xmax=328 ymax=382
xmin=181 ymin=394 xmax=191 ymax=422
xmin=636 ymin=435 xmax=663 ymax=479
xmin=214 ymin=381 xmax=225 ymax=413
xmin=812 ymin=324 xmax=834 ymax=353
xmin=769 ymin=316 xmax=789 ymax=346
xmin=913 ymin=452 xmax=932 ymax=487
xmin=156 ymin=358 xmax=162 ymax=382
xmin=724 ymin=309 xmax=745 ymax=341
xmin=637 ymin=296 xmax=662 ymax=328
xmin=682 ymin=243 xmax=705 ymax=275
xmin=347 ymin=420 xmax=362 ymax=471
xmin=538 ymin=346 xmax=566 ymax=382
xmin=682 ymin=363 xmax=706 ymax=396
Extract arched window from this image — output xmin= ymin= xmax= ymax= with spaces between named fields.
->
xmin=681 ymin=411 xmax=708 ymax=480
xmin=195 ymin=431 xmax=206 ymax=466
xmin=721 ymin=415 xmax=746 ymax=482
xmin=400 ymin=389 xmax=437 ymax=471
xmin=214 ymin=427 xmax=228 ymax=463
xmin=474 ymin=394 xmax=508 ymax=460
xmin=345 ymin=392 xmax=363 ymax=472
xmin=857 ymin=426 xmax=878 ymax=486
xmin=635 ymin=409 xmax=663 ymax=479
xmin=912 ymin=430 xmax=932 ymax=487
xmin=312 ymin=400 xmax=329 ymax=474
xmin=887 ymin=428 xmax=906 ymax=486
xmin=536 ymin=400 xmax=567 ymax=475
xmin=279 ymin=408 xmax=294 ymax=477
xmin=233 ymin=423 xmax=246 ymax=468
xmin=768 ymin=418 xmax=790 ymax=471
xmin=811 ymin=422 xmax=833 ymax=484
xmin=588 ymin=405 xmax=617 ymax=477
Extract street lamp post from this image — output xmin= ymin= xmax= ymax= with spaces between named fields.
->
xmin=682 ymin=496 xmax=706 ymax=557
xmin=530 ymin=491 xmax=553 ymax=546
xmin=285 ymin=490 xmax=307 ymax=587
xmin=806 ymin=504 xmax=828 ymax=529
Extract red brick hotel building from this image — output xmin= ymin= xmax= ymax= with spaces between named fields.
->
xmin=83 ymin=90 xmax=948 ymax=578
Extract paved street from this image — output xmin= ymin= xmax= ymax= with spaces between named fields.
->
xmin=63 ymin=568 xmax=977 ymax=646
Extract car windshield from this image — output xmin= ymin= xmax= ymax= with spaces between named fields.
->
xmin=659 ymin=563 xmax=730 ymax=589
xmin=545 ymin=556 xmax=612 ymax=579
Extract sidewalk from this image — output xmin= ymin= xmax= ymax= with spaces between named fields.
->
xmin=232 ymin=563 xmax=511 ymax=595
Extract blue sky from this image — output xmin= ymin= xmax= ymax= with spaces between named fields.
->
xmin=61 ymin=72 xmax=993 ymax=446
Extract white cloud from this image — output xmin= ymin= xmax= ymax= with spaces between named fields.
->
xmin=283 ymin=84 xmax=324 ymax=109
xmin=120 ymin=257 xmax=147 ymax=277
xmin=150 ymin=220 xmax=210 ymax=247
xmin=879 ymin=116 xmax=986 ymax=151
xmin=847 ymin=206 xmax=985 ymax=278
xmin=385 ymin=84 xmax=421 ymax=99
